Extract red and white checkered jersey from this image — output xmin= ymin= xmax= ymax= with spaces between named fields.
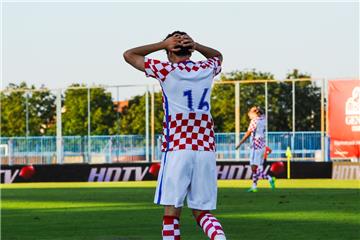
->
xmin=248 ymin=115 xmax=266 ymax=150
xmin=144 ymin=57 xmax=222 ymax=152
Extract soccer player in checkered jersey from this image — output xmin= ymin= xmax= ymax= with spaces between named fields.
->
xmin=124 ymin=31 xmax=226 ymax=240
xmin=236 ymin=106 xmax=275 ymax=192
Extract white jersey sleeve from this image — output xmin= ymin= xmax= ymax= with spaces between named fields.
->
xmin=144 ymin=58 xmax=175 ymax=82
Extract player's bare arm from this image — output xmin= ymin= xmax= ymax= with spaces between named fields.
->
xmin=235 ymin=130 xmax=251 ymax=149
xmin=181 ymin=35 xmax=223 ymax=62
xmin=196 ymin=43 xmax=223 ymax=63
xmin=123 ymin=34 xmax=183 ymax=71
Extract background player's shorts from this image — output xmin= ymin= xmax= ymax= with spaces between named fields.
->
xmin=249 ymin=148 xmax=265 ymax=166
xmin=154 ymin=150 xmax=217 ymax=210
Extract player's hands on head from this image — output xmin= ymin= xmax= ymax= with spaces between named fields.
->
xmin=163 ymin=34 xmax=183 ymax=52
xmin=180 ymin=34 xmax=196 ymax=52
xmin=163 ymin=34 xmax=196 ymax=53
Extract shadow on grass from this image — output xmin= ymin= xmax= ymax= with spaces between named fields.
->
xmin=1 ymin=188 xmax=359 ymax=240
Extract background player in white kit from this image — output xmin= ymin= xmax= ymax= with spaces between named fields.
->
xmin=124 ymin=31 xmax=226 ymax=240
xmin=236 ymin=106 xmax=275 ymax=192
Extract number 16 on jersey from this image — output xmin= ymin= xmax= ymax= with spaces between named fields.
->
xmin=183 ymin=88 xmax=210 ymax=112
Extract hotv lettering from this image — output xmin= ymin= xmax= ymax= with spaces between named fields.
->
xmin=0 ymin=169 xmax=19 ymax=184
xmin=217 ymin=165 xmax=270 ymax=179
xmin=88 ymin=167 xmax=149 ymax=182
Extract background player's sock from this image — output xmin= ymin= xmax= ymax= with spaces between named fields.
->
xmin=162 ymin=215 xmax=180 ymax=240
xmin=257 ymin=168 xmax=271 ymax=180
xmin=196 ymin=212 xmax=226 ymax=240
xmin=267 ymin=175 xmax=272 ymax=181
xmin=252 ymin=171 xmax=258 ymax=189
xmin=261 ymin=172 xmax=271 ymax=180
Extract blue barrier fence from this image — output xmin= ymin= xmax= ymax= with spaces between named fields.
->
xmin=0 ymin=132 xmax=325 ymax=165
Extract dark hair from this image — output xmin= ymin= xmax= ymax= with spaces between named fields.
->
xmin=249 ymin=106 xmax=264 ymax=116
xmin=164 ymin=31 xmax=192 ymax=57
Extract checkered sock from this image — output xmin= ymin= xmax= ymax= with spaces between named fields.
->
xmin=162 ymin=216 xmax=180 ymax=240
xmin=252 ymin=171 xmax=259 ymax=189
xmin=257 ymin=169 xmax=272 ymax=181
xmin=257 ymin=169 xmax=270 ymax=180
xmin=196 ymin=212 xmax=226 ymax=240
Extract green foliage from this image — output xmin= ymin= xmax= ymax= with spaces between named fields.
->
xmin=116 ymin=92 xmax=164 ymax=135
xmin=295 ymin=81 xmax=321 ymax=131
xmin=116 ymin=95 xmax=146 ymax=135
xmin=213 ymin=69 xmax=320 ymax=132
xmin=0 ymin=68 xmax=321 ymax=137
xmin=212 ymin=70 xmax=274 ymax=132
xmin=211 ymin=83 xmax=235 ymax=132
xmin=153 ymin=92 xmax=165 ymax=134
xmin=0 ymin=82 xmax=56 ymax=137
xmin=268 ymin=69 xmax=320 ymax=131
xmin=0 ymin=83 xmax=27 ymax=137
xmin=28 ymin=88 xmax=57 ymax=136
xmin=62 ymin=84 xmax=116 ymax=136
xmin=117 ymin=69 xmax=321 ymax=134
xmin=291 ymin=70 xmax=321 ymax=131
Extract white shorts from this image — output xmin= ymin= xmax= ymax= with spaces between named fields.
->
xmin=154 ymin=150 xmax=217 ymax=210
xmin=249 ymin=148 xmax=265 ymax=166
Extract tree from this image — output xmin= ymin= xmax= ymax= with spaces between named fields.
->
xmin=28 ymin=86 xmax=57 ymax=136
xmin=214 ymin=69 xmax=321 ymax=132
xmin=0 ymin=83 xmax=27 ymax=137
xmin=287 ymin=69 xmax=321 ymax=131
xmin=115 ymin=92 xmax=164 ymax=135
xmin=1 ymin=68 xmax=320 ymax=137
xmin=0 ymin=82 xmax=56 ymax=137
xmin=118 ymin=69 xmax=321 ymax=134
xmin=116 ymin=95 xmax=146 ymax=135
xmin=268 ymin=69 xmax=320 ymax=131
xmin=212 ymin=70 xmax=274 ymax=132
xmin=118 ymin=70 xmax=276 ymax=134
xmin=62 ymin=84 xmax=116 ymax=136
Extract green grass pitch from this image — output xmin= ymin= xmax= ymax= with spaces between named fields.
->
xmin=1 ymin=180 xmax=359 ymax=240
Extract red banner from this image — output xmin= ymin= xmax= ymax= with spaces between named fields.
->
xmin=328 ymin=80 xmax=360 ymax=158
